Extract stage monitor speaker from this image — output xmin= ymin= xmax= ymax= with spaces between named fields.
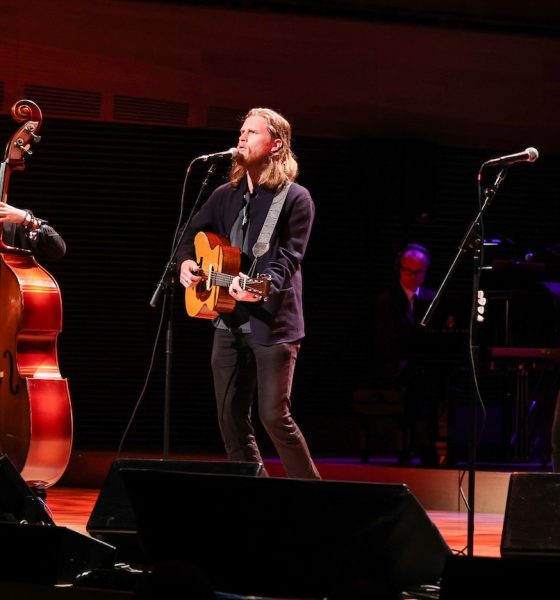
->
xmin=86 ymin=458 xmax=263 ymax=563
xmin=501 ymin=472 xmax=560 ymax=557
xmin=0 ymin=454 xmax=115 ymax=585
xmin=0 ymin=453 xmax=54 ymax=525
xmin=440 ymin=554 xmax=559 ymax=599
xmin=0 ymin=522 xmax=115 ymax=585
xmin=120 ymin=469 xmax=451 ymax=598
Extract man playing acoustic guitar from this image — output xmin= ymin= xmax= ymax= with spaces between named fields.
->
xmin=177 ymin=107 xmax=320 ymax=479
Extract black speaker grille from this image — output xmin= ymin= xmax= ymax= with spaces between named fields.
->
xmin=501 ymin=472 xmax=560 ymax=557
xmin=121 ymin=470 xmax=451 ymax=596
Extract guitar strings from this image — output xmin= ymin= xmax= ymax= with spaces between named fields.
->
xmin=196 ymin=269 xmax=247 ymax=290
xmin=194 ymin=268 xmax=264 ymax=293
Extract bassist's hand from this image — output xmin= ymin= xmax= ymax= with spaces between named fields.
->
xmin=229 ymin=273 xmax=261 ymax=303
xmin=0 ymin=204 xmax=27 ymax=224
xmin=180 ymin=259 xmax=202 ymax=288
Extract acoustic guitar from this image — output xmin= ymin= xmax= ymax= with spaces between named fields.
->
xmin=185 ymin=231 xmax=270 ymax=319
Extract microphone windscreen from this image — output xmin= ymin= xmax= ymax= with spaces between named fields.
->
xmin=526 ymin=147 xmax=539 ymax=162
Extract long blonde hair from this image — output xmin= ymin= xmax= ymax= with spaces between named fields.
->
xmin=230 ymin=108 xmax=298 ymax=189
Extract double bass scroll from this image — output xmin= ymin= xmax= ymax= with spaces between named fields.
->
xmin=0 ymin=100 xmax=41 ymax=254
xmin=0 ymin=99 xmax=72 ymax=490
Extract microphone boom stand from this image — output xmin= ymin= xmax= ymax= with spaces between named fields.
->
xmin=420 ymin=167 xmax=507 ymax=557
xmin=149 ymin=163 xmax=217 ymax=457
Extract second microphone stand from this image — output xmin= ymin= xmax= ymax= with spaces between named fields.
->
xmin=420 ymin=167 xmax=507 ymax=557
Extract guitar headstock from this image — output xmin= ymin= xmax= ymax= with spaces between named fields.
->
xmin=242 ymin=273 xmax=271 ymax=302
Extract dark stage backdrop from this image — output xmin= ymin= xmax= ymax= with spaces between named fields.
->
xmin=1 ymin=116 xmax=559 ymax=455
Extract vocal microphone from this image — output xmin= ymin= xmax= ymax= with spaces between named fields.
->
xmin=483 ymin=147 xmax=539 ymax=167
xmin=195 ymin=147 xmax=238 ymax=162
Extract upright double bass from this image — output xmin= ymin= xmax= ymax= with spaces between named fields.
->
xmin=0 ymin=100 xmax=72 ymax=490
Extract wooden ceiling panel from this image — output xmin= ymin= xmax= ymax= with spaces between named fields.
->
xmin=0 ymin=0 xmax=559 ymax=150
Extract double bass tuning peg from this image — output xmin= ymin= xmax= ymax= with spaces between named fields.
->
xmin=13 ymin=138 xmax=33 ymax=155
xmin=24 ymin=123 xmax=41 ymax=143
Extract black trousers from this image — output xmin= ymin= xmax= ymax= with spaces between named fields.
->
xmin=211 ymin=328 xmax=320 ymax=479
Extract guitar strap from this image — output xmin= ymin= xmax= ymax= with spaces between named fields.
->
xmin=248 ymin=181 xmax=292 ymax=277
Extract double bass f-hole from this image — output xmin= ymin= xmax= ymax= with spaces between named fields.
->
xmin=2 ymin=350 xmax=19 ymax=394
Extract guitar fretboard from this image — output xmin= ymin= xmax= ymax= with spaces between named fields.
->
xmin=209 ymin=270 xmax=235 ymax=288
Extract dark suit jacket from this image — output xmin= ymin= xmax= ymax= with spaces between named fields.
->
xmin=369 ymin=282 xmax=436 ymax=384
xmin=176 ymin=177 xmax=315 ymax=345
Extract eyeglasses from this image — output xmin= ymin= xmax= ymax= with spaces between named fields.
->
xmin=400 ymin=266 xmax=426 ymax=276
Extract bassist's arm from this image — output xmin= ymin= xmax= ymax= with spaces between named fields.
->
xmin=1 ymin=203 xmax=66 ymax=261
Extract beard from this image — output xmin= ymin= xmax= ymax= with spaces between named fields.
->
xmin=235 ymin=149 xmax=271 ymax=169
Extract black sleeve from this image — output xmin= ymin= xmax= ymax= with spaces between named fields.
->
xmin=14 ymin=223 xmax=67 ymax=261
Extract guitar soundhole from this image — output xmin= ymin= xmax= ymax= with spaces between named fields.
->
xmin=194 ymin=282 xmax=211 ymax=302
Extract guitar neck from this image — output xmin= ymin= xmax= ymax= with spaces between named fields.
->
xmin=202 ymin=269 xmax=235 ymax=288
xmin=203 ymin=269 xmax=259 ymax=291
